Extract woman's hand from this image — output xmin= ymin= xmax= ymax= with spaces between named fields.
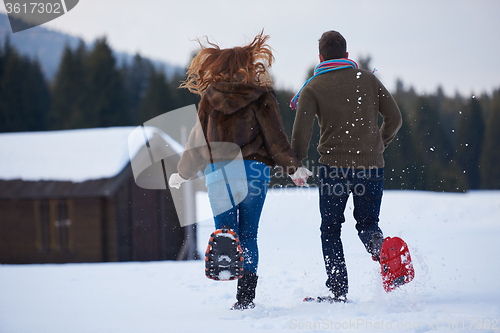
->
xmin=168 ymin=173 xmax=188 ymax=189
xmin=290 ymin=167 xmax=313 ymax=186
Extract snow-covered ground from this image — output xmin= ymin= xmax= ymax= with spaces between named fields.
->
xmin=1 ymin=189 xmax=499 ymax=333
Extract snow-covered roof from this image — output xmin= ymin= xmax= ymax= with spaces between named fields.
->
xmin=0 ymin=127 xmax=184 ymax=182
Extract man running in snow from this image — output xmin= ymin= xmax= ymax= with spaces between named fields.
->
xmin=290 ymin=30 xmax=402 ymax=302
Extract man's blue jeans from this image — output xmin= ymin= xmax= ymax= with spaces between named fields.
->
xmin=207 ymin=178 xmax=268 ymax=274
xmin=318 ymin=165 xmax=385 ymax=296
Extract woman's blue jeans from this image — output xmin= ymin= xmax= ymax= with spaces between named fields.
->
xmin=207 ymin=178 xmax=268 ymax=274
xmin=318 ymin=165 xmax=385 ymax=296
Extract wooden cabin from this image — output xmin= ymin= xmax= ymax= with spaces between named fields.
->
xmin=0 ymin=127 xmax=202 ymax=264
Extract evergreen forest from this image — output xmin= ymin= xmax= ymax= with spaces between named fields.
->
xmin=1 ymin=38 xmax=499 ymax=191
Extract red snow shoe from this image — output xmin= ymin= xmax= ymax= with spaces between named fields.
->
xmin=379 ymin=236 xmax=415 ymax=292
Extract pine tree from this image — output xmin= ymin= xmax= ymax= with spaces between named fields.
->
xmin=123 ymin=54 xmax=154 ymax=125
xmin=480 ymin=89 xmax=500 ymax=189
xmin=24 ymin=59 xmax=50 ymax=131
xmin=138 ymin=68 xmax=201 ymax=145
xmin=83 ymin=37 xmax=127 ymax=128
xmin=139 ymin=68 xmax=172 ymax=124
xmin=455 ymin=97 xmax=485 ymax=189
xmin=0 ymin=39 xmax=7 ymax=131
xmin=386 ymin=81 xmax=420 ymax=190
xmin=407 ymin=96 xmax=467 ymax=191
xmin=49 ymin=41 xmax=87 ymax=129
xmin=0 ymin=43 xmax=50 ymax=132
xmin=0 ymin=50 xmax=24 ymax=131
xmin=383 ymin=111 xmax=417 ymax=190
xmin=0 ymin=38 xmax=6 ymax=80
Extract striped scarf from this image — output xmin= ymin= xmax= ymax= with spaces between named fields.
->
xmin=290 ymin=58 xmax=358 ymax=110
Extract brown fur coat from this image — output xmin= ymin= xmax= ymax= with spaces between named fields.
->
xmin=177 ymin=82 xmax=300 ymax=179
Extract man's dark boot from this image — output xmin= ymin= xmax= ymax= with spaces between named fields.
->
xmin=231 ymin=271 xmax=258 ymax=310
xmin=369 ymin=232 xmax=384 ymax=262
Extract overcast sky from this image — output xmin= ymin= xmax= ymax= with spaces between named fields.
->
xmin=2 ymin=0 xmax=499 ymax=96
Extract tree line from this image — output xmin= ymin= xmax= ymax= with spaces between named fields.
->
xmin=1 ymin=38 xmax=499 ymax=191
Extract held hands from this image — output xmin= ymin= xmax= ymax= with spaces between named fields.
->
xmin=168 ymin=173 xmax=188 ymax=189
xmin=170 ymin=168 xmax=312 ymax=188
xmin=290 ymin=166 xmax=313 ymax=187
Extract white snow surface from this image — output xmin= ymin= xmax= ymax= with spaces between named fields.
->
xmin=1 ymin=189 xmax=500 ymax=332
xmin=0 ymin=127 xmax=184 ymax=182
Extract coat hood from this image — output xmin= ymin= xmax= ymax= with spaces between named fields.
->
xmin=204 ymin=82 xmax=270 ymax=115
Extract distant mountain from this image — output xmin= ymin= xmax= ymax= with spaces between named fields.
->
xmin=0 ymin=13 xmax=182 ymax=81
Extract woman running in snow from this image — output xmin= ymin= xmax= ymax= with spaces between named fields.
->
xmin=169 ymin=31 xmax=311 ymax=310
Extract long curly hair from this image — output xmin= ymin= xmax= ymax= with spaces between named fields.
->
xmin=180 ymin=30 xmax=274 ymax=95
